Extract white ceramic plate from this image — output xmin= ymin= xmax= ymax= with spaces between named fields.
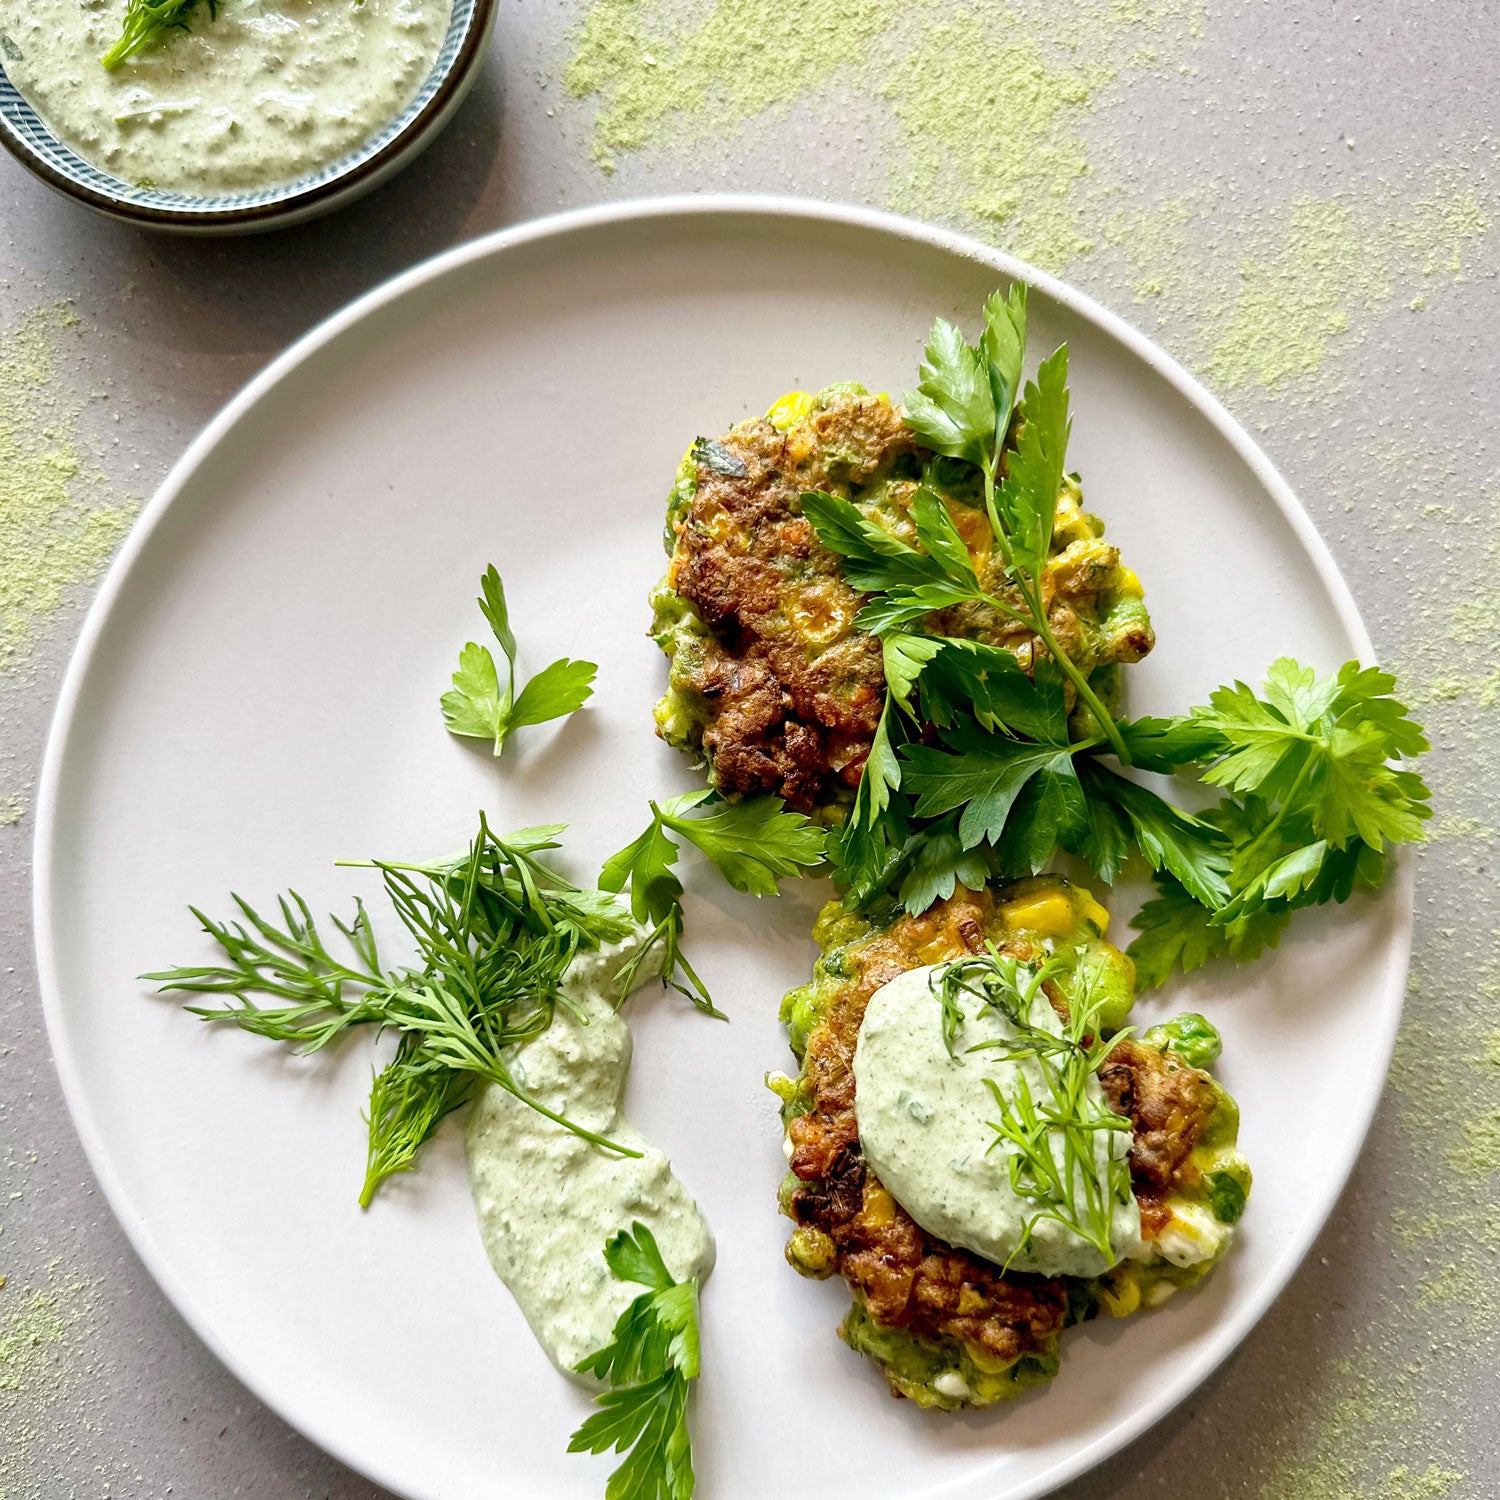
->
xmin=34 ymin=198 xmax=1410 ymax=1500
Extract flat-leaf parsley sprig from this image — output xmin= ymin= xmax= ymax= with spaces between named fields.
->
xmin=442 ymin=563 xmax=597 ymax=755
xmin=935 ymin=952 xmax=1135 ymax=1269
xmin=817 ymin=618 xmax=1228 ymax=921
xmin=799 ymin=292 xmax=1431 ymax=981
xmin=803 ymin=285 xmax=1129 ymax=764
xmin=1126 ymin=659 xmax=1431 ymax=987
xmin=602 ymin=791 xmax=827 ymax=1016
xmin=571 ymin=1222 xmax=702 ymax=1500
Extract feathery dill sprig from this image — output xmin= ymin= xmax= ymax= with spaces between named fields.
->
xmin=935 ymin=951 xmax=1135 ymax=1267
xmin=146 ymin=815 xmax=643 ymax=1204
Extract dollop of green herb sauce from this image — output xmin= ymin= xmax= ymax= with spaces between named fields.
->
xmin=853 ymin=960 xmax=1142 ymax=1279
xmin=464 ymin=930 xmax=715 ymax=1379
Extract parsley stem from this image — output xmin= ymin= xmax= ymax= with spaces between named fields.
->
xmin=1235 ymin=747 xmax=1315 ymax=865
xmin=976 ymin=463 xmax=1131 ymax=762
xmin=981 ymin=465 xmax=1016 ymax=574
xmin=1034 ymin=614 xmax=1132 ymax=762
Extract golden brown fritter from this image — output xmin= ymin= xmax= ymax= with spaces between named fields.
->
xmin=778 ymin=882 xmax=1219 ymax=1384
xmin=650 ymin=390 xmax=1155 ymax=814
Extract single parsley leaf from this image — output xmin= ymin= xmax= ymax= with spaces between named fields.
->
xmin=799 ymin=491 xmax=951 ymax=594
xmin=882 ymin=632 xmax=945 ymax=715
xmin=921 ymin=644 xmax=1068 ymax=742
xmin=477 ymin=563 xmax=517 ymax=665
xmin=1192 ymin=678 xmax=1304 ymax=795
xmin=1332 ymin=662 xmax=1429 ymax=758
xmin=1115 ymin=714 xmax=1224 ymax=774
xmin=1315 ymin=723 xmax=1430 ymax=848
xmin=902 ymin=734 xmax=1067 ymax=849
xmin=440 ymin=642 xmax=505 ymax=740
xmin=1070 ymin=780 xmax=1132 ymax=885
xmin=600 ymin=811 xmax=686 ymax=929
xmin=853 ymin=581 xmax=989 ymax=635
xmin=854 ymin=702 xmax=904 ymax=828
xmin=901 ymin=317 xmax=996 ymax=467
xmin=994 ymin=750 xmax=1087 ymax=875
xmin=979 ymin=283 xmax=1027 ymax=445
xmin=994 ymin=345 xmax=1070 ymax=581
xmin=1081 ymin=762 xmax=1230 ymax=910
xmin=508 ymin=657 xmax=598 ymax=729
xmin=659 ymin=793 xmax=826 ymax=896
xmin=1260 ymin=655 xmax=1342 ymax=728
xmin=895 ymin=817 xmax=991 ymax=915
xmin=911 ymin=486 xmax=978 ymax=584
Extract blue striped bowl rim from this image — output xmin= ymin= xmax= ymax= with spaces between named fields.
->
xmin=0 ymin=0 xmax=487 ymax=223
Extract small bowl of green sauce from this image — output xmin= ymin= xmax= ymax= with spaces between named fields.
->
xmin=0 ymin=0 xmax=495 ymax=232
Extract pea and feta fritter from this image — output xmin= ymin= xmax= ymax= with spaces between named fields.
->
xmin=649 ymin=387 xmax=1153 ymax=816
xmin=770 ymin=877 xmax=1250 ymax=1410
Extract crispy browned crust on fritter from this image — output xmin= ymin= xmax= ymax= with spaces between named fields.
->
xmin=667 ymin=399 xmax=906 ymax=809
xmin=783 ymin=888 xmax=1217 ymax=1363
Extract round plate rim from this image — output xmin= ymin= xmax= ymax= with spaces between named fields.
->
xmin=31 ymin=193 xmax=1412 ymax=1500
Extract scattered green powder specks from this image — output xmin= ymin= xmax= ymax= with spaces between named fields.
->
xmin=0 ymin=304 xmax=136 ymax=673
xmin=1204 ymin=187 xmax=1490 ymax=391
xmin=0 ymin=795 xmax=23 ymax=828
xmin=561 ymin=4 xmax=1489 ymax=397
xmin=879 ymin=8 xmax=1106 ymax=271
xmin=0 ymin=1267 xmax=112 ymax=1497
xmin=878 ymin=1 xmax=1205 ymax=269
xmin=1252 ymin=1354 xmax=1471 ymax=1499
xmin=0 ymin=1280 xmax=73 ymax=1395
xmin=563 ymin=0 xmax=1205 ymax=265
xmin=564 ymin=0 xmax=900 ymax=171
xmin=1101 ymin=178 xmax=1491 ymax=395
xmin=1241 ymin=934 xmax=1498 ymax=1498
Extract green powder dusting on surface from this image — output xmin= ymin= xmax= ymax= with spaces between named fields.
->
xmin=564 ymin=0 xmax=900 ymax=171
xmin=879 ymin=1 xmax=1204 ymax=269
xmin=0 ymin=1267 xmax=111 ymax=1497
xmin=1453 ymin=1108 xmax=1500 ymax=1174
xmin=1248 ymin=1352 xmax=1469 ymax=1500
xmin=1425 ymin=814 xmax=1497 ymax=844
xmin=0 ymin=795 xmax=21 ymax=828
xmin=1104 ymin=180 xmax=1490 ymax=394
xmin=879 ymin=9 xmax=1107 ymax=271
xmin=560 ymin=5 xmax=1489 ymax=394
xmin=1386 ymin=1469 xmax=1470 ymax=1500
xmin=0 ymin=305 xmax=136 ymax=673
xmin=563 ymin=0 xmax=1205 ymax=267
xmin=0 ymin=1283 xmax=71 ymax=1395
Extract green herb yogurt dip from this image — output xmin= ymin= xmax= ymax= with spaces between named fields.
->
xmin=853 ymin=961 xmax=1142 ymax=1280
xmin=0 ymin=0 xmax=451 ymax=194
xmin=464 ymin=928 xmax=715 ymax=1380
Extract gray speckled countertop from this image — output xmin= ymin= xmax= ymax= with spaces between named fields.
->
xmin=2 ymin=3 xmax=1497 ymax=1497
